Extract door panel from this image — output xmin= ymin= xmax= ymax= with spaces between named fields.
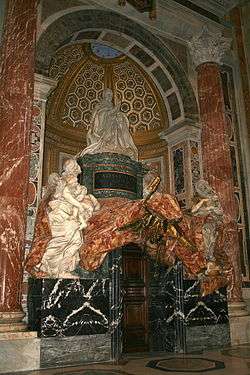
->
xmin=122 ymin=243 xmax=148 ymax=353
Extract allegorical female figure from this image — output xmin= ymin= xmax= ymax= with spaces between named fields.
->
xmin=25 ymin=159 xmax=100 ymax=278
xmin=191 ymin=179 xmax=224 ymax=263
xmin=77 ymin=88 xmax=138 ymax=161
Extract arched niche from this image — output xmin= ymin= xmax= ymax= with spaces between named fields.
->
xmin=36 ymin=8 xmax=199 ymax=197
xmin=36 ymin=8 xmax=198 ymax=125
xmin=43 ymin=42 xmax=171 ymax=188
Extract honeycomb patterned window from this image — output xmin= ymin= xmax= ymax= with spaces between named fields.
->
xmin=113 ymin=61 xmax=161 ymax=133
xmin=49 ymin=44 xmax=86 ymax=80
xmin=48 ymin=43 xmax=168 ymax=144
xmin=63 ymin=61 xmax=105 ymax=128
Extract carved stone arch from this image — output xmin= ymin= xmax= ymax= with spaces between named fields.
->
xmin=36 ymin=8 xmax=198 ymax=124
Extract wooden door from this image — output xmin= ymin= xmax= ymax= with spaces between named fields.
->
xmin=122 ymin=243 xmax=149 ymax=353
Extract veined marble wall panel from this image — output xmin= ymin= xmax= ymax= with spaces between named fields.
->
xmin=148 ymin=261 xmax=230 ymax=353
xmin=142 ymin=155 xmax=169 ymax=193
xmin=220 ymin=65 xmax=249 ymax=280
xmin=190 ymin=140 xmax=202 ymax=191
xmin=23 ymin=76 xmax=57 ymax=320
xmin=23 ymin=99 xmax=45 ymax=319
xmin=28 ymin=279 xmax=110 ymax=337
xmin=169 ymin=141 xmax=187 ymax=208
xmin=167 ymin=130 xmax=202 ymax=208
xmin=26 ymin=101 xmax=44 ymax=242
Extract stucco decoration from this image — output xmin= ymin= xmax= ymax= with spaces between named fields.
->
xmin=188 ymin=26 xmax=231 ymax=68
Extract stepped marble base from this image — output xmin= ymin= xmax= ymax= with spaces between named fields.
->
xmin=0 ymin=337 xmax=40 ymax=374
xmin=0 ymin=331 xmax=37 ymax=341
xmin=186 ymin=324 xmax=230 ymax=352
xmin=41 ymin=334 xmax=111 ymax=368
xmin=229 ymin=315 xmax=250 ymax=345
xmin=0 ymin=311 xmax=27 ymax=333
xmin=228 ymin=300 xmax=250 ymax=345
xmin=0 ymin=334 xmax=111 ymax=374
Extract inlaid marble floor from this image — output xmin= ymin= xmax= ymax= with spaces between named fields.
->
xmin=3 ymin=347 xmax=250 ymax=375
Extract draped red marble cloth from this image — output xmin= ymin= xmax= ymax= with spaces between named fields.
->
xmin=25 ymin=193 xmax=53 ymax=278
xmin=79 ymin=193 xmax=182 ymax=270
xmin=25 ymin=193 xmax=232 ymax=296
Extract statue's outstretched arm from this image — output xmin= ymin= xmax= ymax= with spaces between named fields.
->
xmin=191 ymin=198 xmax=209 ymax=214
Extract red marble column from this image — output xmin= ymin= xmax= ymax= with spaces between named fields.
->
xmin=0 ymin=0 xmax=37 ymax=331
xmin=197 ymin=62 xmax=242 ymax=303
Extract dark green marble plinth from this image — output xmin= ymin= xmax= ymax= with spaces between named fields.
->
xmin=77 ymin=153 xmax=147 ymax=200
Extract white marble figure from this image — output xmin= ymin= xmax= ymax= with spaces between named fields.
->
xmin=77 ymin=88 xmax=138 ymax=160
xmin=35 ymin=159 xmax=100 ymax=278
xmin=191 ymin=179 xmax=224 ymax=263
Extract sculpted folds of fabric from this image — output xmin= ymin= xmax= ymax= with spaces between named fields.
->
xmin=26 ymin=176 xmax=232 ymax=296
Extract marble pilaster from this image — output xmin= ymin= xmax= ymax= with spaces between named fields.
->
xmin=161 ymin=123 xmax=202 ymax=208
xmin=22 ymin=76 xmax=57 ymax=323
xmin=0 ymin=0 xmax=38 ymax=331
xmin=25 ymin=75 xmax=57 ymax=256
xmin=189 ymin=28 xmax=248 ymax=324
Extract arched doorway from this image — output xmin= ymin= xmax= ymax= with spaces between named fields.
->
xmin=122 ymin=243 xmax=149 ymax=353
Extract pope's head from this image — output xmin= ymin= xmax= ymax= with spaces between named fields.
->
xmin=103 ymin=88 xmax=113 ymax=103
xmin=195 ymin=179 xmax=214 ymax=198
